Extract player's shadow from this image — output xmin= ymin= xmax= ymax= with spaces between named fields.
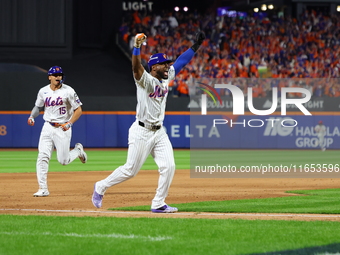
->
xmin=247 ymin=242 xmax=340 ymax=255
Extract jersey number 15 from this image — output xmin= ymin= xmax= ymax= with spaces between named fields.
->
xmin=59 ymin=107 xmax=66 ymax=115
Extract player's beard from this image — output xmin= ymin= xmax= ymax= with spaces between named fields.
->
xmin=156 ymin=69 xmax=168 ymax=80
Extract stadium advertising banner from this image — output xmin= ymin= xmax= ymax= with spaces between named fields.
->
xmin=189 ymin=114 xmax=340 ymax=150
xmin=0 ymin=113 xmax=339 ymax=149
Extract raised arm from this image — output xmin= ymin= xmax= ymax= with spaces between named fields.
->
xmin=132 ymin=33 xmax=147 ymax=81
xmin=173 ymin=31 xmax=205 ymax=75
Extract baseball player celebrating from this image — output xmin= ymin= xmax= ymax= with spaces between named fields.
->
xmin=92 ymin=31 xmax=205 ymax=212
xmin=315 ymin=120 xmax=327 ymax=151
xmin=28 ymin=66 xmax=87 ymax=197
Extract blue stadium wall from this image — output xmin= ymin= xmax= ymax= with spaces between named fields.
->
xmin=1 ymin=112 xmax=339 ymax=149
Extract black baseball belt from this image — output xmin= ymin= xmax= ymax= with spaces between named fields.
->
xmin=138 ymin=121 xmax=161 ymax=130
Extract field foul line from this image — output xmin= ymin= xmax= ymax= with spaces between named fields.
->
xmin=0 ymin=231 xmax=171 ymax=241
xmin=1 ymin=208 xmax=340 ymax=219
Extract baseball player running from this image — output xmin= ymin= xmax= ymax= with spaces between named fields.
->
xmin=315 ymin=120 xmax=326 ymax=151
xmin=28 ymin=66 xmax=87 ymax=197
xmin=92 ymin=31 xmax=205 ymax=213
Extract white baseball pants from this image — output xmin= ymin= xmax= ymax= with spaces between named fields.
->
xmin=96 ymin=121 xmax=176 ymax=209
xmin=36 ymin=122 xmax=79 ymax=189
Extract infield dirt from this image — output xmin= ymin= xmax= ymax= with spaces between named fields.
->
xmin=1 ymin=170 xmax=340 ymax=221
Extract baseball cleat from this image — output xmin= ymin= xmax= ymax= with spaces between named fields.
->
xmin=33 ymin=189 xmax=50 ymax=197
xmin=92 ymin=184 xmax=103 ymax=208
xmin=75 ymin=143 xmax=87 ymax=163
xmin=151 ymin=204 xmax=178 ymax=213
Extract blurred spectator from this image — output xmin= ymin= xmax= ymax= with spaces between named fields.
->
xmin=120 ymin=8 xmax=340 ymax=97
xmin=176 ymin=78 xmax=189 ymax=97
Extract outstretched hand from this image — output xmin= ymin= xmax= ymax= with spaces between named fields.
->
xmin=191 ymin=31 xmax=206 ymax=52
xmin=195 ymin=31 xmax=206 ymax=46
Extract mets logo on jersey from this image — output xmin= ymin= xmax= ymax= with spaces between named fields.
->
xmin=149 ymin=85 xmax=168 ymax=98
xmin=44 ymin=96 xmax=63 ymax=107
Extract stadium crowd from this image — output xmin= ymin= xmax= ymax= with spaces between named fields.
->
xmin=119 ymin=8 xmax=340 ymax=97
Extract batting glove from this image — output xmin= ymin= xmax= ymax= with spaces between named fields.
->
xmin=27 ymin=116 xmax=35 ymax=126
xmin=134 ymin=33 xmax=147 ymax=48
xmin=61 ymin=122 xmax=72 ymax=131
xmin=191 ymin=31 xmax=206 ymax=52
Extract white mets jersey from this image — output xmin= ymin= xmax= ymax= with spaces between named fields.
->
xmin=134 ymin=66 xmax=175 ymax=125
xmin=35 ymin=84 xmax=82 ymax=123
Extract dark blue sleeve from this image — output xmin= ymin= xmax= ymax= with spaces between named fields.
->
xmin=172 ymin=48 xmax=195 ymax=75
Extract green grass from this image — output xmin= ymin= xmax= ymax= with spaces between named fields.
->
xmin=1 ymin=149 xmax=339 ymax=174
xmin=2 ymin=149 xmax=340 ymax=254
xmin=190 ymin=149 xmax=340 ymax=169
xmin=1 ymin=215 xmax=340 ymax=255
xmin=0 ymin=149 xmax=190 ymax=173
xmin=111 ymin=188 xmax=340 ymax=214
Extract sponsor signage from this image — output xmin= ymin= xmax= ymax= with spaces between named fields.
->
xmin=1 ymin=113 xmax=340 ymax=149
xmin=122 ymin=2 xmax=153 ymax=11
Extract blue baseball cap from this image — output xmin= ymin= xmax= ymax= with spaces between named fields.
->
xmin=148 ymin=53 xmax=172 ymax=69
xmin=48 ymin=66 xmax=63 ymax=75
xmin=47 ymin=66 xmax=65 ymax=83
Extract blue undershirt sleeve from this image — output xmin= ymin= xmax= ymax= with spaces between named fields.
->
xmin=172 ymin=48 xmax=195 ymax=76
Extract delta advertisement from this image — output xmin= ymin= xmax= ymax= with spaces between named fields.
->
xmin=189 ymin=114 xmax=340 ymax=150
xmin=0 ymin=113 xmax=339 ymax=149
